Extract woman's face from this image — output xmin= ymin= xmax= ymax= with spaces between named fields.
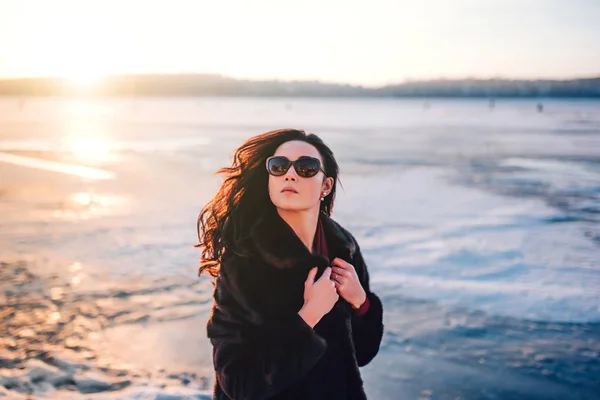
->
xmin=267 ymin=140 xmax=334 ymax=212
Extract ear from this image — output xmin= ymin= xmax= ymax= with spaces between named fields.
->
xmin=322 ymin=176 xmax=334 ymax=193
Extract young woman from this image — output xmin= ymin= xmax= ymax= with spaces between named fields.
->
xmin=196 ymin=129 xmax=384 ymax=399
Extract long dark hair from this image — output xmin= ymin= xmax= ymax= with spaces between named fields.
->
xmin=195 ymin=129 xmax=340 ymax=277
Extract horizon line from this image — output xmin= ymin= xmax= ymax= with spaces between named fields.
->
xmin=1 ymin=72 xmax=599 ymax=89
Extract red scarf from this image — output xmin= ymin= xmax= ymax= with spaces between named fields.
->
xmin=313 ymin=215 xmax=370 ymax=316
xmin=313 ymin=215 xmax=329 ymax=260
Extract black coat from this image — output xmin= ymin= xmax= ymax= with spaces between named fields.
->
xmin=206 ymin=209 xmax=384 ymax=399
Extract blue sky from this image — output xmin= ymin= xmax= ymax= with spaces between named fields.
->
xmin=0 ymin=0 xmax=599 ymax=86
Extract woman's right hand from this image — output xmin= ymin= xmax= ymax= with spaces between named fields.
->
xmin=298 ymin=267 xmax=339 ymax=328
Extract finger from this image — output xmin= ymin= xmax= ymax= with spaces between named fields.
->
xmin=331 ymin=272 xmax=345 ymax=284
xmin=330 ymin=272 xmax=338 ymax=282
xmin=320 ymin=266 xmax=332 ymax=280
xmin=333 ymin=267 xmax=350 ymax=277
xmin=331 ymin=258 xmax=353 ymax=270
xmin=305 ymin=267 xmax=317 ymax=285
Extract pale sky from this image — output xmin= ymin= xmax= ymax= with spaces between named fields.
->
xmin=0 ymin=0 xmax=599 ymax=87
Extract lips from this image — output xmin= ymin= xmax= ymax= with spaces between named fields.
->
xmin=281 ymin=187 xmax=298 ymax=193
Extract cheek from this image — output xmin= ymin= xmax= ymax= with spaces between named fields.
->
xmin=268 ymin=177 xmax=278 ymax=199
xmin=302 ymin=179 xmax=323 ymax=198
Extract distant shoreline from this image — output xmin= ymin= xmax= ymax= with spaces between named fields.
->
xmin=1 ymin=74 xmax=599 ymax=98
xmin=2 ymin=94 xmax=600 ymax=100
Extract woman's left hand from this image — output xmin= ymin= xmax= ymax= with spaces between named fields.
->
xmin=330 ymin=258 xmax=367 ymax=309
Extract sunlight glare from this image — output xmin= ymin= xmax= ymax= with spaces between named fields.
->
xmin=63 ymin=103 xmax=116 ymax=164
xmin=65 ymin=134 xmax=113 ymax=164
xmin=66 ymin=73 xmax=104 ymax=90
xmin=52 ymin=192 xmax=130 ymax=220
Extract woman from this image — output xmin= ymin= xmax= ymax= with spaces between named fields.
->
xmin=196 ymin=129 xmax=384 ymax=399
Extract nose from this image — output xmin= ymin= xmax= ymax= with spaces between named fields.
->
xmin=284 ymin=165 xmax=298 ymax=181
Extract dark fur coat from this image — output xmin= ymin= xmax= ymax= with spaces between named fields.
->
xmin=206 ymin=208 xmax=384 ymax=399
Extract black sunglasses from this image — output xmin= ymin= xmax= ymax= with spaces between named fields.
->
xmin=265 ymin=156 xmax=326 ymax=178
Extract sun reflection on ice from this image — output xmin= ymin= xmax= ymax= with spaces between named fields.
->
xmin=52 ymin=192 xmax=130 ymax=220
xmin=63 ymin=101 xmax=117 ymax=165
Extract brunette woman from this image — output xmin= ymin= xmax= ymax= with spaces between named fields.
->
xmin=197 ymin=129 xmax=384 ymax=399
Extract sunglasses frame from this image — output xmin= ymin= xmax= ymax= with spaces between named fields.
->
xmin=265 ymin=155 xmax=327 ymax=178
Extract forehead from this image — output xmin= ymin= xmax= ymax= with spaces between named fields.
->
xmin=273 ymin=140 xmax=322 ymax=161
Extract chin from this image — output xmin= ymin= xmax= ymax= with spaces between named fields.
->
xmin=274 ymin=200 xmax=309 ymax=211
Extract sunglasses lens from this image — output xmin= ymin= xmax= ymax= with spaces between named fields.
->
xmin=267 ymin=157 xmax=290 ymax=176
xmin=295 ymin=157 xmax=321 ymax=177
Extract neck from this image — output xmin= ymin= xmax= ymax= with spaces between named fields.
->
xmin=276 ymin=206 xmax=320 ymax=253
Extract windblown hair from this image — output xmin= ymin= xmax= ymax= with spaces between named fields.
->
xmin=195 ymin=129 xmax=340 ymax=277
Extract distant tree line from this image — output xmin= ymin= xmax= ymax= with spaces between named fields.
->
xmin=1 ymin=74 xmax=599 ymax=98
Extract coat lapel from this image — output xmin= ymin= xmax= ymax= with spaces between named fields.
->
xmin=235 ymin=208 xmax=359 ymax=321
xmin=250 ymin=208 xmax=357 ymax=272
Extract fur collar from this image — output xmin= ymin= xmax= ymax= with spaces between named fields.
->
xmin=249 ymin=208 xmax=357 ymax=271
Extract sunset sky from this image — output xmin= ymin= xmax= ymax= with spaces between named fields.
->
xmin=1 ymin=0 xmax=599 ymax=87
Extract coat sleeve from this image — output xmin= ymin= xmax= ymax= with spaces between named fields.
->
xmin=350 ymin=238 xmax=384 ymax=367
xmin=206 ymin=258 xmax=328 ymax=400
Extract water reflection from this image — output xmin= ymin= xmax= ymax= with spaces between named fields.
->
xmin=63 ymin=129 xmax=114 ymax=165
xmin=0 ymin=152 xmax=115 ymax=179
xmin=0 ymin=100 xmax=117 ymax=177
xmin=64 ymin=100 xmax=117 ymax=165
xmin=51 ymin=192 xmax=129 ymax=220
